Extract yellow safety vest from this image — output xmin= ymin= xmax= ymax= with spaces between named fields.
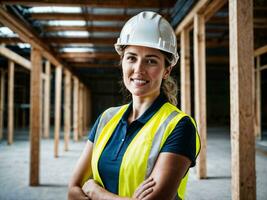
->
xmin=91 ymin=102 xmax=200 ymax=199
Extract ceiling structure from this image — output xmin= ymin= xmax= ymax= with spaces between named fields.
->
xmin=0 ymin=0 xmax=266 ymax=83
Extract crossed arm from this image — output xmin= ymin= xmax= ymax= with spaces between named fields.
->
xmin=68 ymin=140 xmax=191 ymax=200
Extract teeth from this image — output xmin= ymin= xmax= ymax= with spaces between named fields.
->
xmin=133 ymin=79 xmax=147 ymax=84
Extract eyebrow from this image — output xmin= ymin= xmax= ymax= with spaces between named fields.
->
xmin=125 ymin=52 xmax=161 ymax=59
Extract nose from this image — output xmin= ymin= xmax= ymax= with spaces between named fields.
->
xmin=133 ymin=59 xmax=145 ymax=73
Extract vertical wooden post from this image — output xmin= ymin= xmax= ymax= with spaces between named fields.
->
xmin=194 ymin=14 xmax=207 ymax=179
xmin=73 ymin=77 xmax=79 ymax=141
xmin=180 ymin=28 xmax=191 ymax=115
xmin=8 ymin=60 xmax=14 ymax=145
xmin=43 ymin=61 xmax=51 ymax=139
xmin=78 ymin=83 xmax=84 ymax=137
xmin=0 ymin=69 xmax=5 ymax=140
xmin=64 ymin=70 xmax=71 ymax=151
xmin=229 ymin=0 xmax=256 ymax=199
xmin=255 ymin=56 xmax=261 ymax=139
xmin=54 ymin=65 xmax=62 ymax=158
xmin=29 ymin=47 xmax=42 ymax=186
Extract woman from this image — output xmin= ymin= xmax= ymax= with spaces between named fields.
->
xmin=68 ymin=11 xmax=200 ymax=200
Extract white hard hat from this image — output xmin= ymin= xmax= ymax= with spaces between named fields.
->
xmin=115 ymin=11 xmax=179 ymax=66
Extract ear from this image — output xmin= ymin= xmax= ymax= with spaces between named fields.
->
xmin=163 ymin=66 xmax=172 ymax=79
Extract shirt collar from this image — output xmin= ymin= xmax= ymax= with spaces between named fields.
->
xmin=121 ymin=93 xmax=168 ymax=125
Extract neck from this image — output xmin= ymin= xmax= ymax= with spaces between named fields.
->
xmin=128 ymin=94 xmax=159 ymax=123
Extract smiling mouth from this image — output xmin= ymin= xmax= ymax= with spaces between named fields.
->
xmin=130 ymin=78 xmax=149 ymax=85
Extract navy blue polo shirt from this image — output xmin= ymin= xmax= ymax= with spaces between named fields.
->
xmin=88 ymin=94 xmax=196 ymax=194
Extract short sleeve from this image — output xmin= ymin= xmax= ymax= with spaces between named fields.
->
xmin=160 ymin=116 xmax=197 ymax=167
xmin=88 ymin=114 xmax=102 ymax=143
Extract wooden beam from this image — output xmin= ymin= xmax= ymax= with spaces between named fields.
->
xmin=69 ymin=62 xmax=118 ymax=68
xmin=54 ymin=65 xmax=62 ymax=158
xmin=29 ymin=47 xmax=42 ymax=186
xmin=0 ymin=36 xmax=22 ymax=44
xmin=255 ymin=56 xmax=261 ymax=139
xmin=43 ymin=25 xmax=121 ymax=32
xmin=1 ymin=0 xmax=176 ymax=8
xmin=64 ymin=69 xmax=71 ymax=151
xmin=0 ymin=69 xmax=5 ymax=140
xmin=7 ymin=60 xmax=14 ymax=145
xmin=31 ymin=13 xmax=131 ymax=21
xmin=194 ymin=14 xmax=207 ymax=179
xmin=0 ymin=6 xmax=62 ymax=67
xmin=44 ymin=37 xmax=116 ymax=45
xmin=78 ymin=83 xmax=84 ymax=137
xmin=180 ymin=28 xmax=191 ymax=115
xmin=60 ymin=52 xmax=119 ymax=60
xmin=254 ymin=44 xmax=267 ymax=56
xmin=0 ymin=46 xmax=31 ymax=70
xmin=204 ymin=0 xmax=228 ymax=22
xmin=43 ymin=61 xmax=51 ymax=139
xmin=229 ymin=0 xmax=256 ymax=199
xmin=73 ymin=77 xmax=79 ymax=142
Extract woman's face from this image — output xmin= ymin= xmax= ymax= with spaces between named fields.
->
xmin=122 ymin=45 xmax=171 ymax=100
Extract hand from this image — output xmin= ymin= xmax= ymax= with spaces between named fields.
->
xmin=82 ymin=179 xmax=99 ymax=198
xmin=133 ymin=177 xmax=155 ymax=200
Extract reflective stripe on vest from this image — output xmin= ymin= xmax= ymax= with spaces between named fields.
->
xmin=91 ymin=103 xmax=200 ymax=200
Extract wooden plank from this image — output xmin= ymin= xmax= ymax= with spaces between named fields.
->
xmin=0 ymin=69 xmax=5 ymax=140
xmin=204 ymin=0 xmax=228 ymax=22
xmin=0 ymin=36 xmax=22 ymax=44
xmin=43 ymin=25 xmax=121 ymax=32
xmin=60 ymin=52 xmax=119 ymax=60
xmin=43 ymin=61 xmax=51 ymax=139
xmin=1 ymin=0 xmax=176 ymax=8
xmin=180 ymin=28 xmax=191 ymax=115
xmin=7 ymin=60 xmax=14 ymax=145
xmin=31 ymin=13 xmax=131 ymax=21
xmin=0 ymin=46 xmax=31 ymax=70
xmin=194 ymin=14 xmax=207 ymax=179
xmin=229 ymin=0 xmax=256 ymax=199
xmin=54 ymin=65 xmax=62 ymax=158
xmin=73 ymin=77 xmax=79 ymax=142
xmin=69 ymin=62 xmax=117 ymax=68
xmin=64 ymin=69 xmax=71 ymax=151
xmin=255 ymin=56 xmax=261 ymax=139
xmin=29 ymin=47 xmax=42 ymax=186
xmin=44 ymin=37 xmax=116 ymax=45
xmin=78 ymin=83 xmax=84 ymax=137
xmin=254 ymin=44 xmax=267 ymax=56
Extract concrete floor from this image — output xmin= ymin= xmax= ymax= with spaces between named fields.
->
xmin=0 ymin=128 xmax=266 ymax=200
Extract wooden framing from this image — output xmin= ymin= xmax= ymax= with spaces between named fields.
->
xmin=43 ymin=61 xmax=51 ymax=139
xmin=73 ymin=77 xmax=79 ymax=142
xmin=31 ymin=13 xmax=131 ymax=21
xmin=64 ymin=69 xmax=71 ymax=151
xmin=194 ymin=14 xmax=207 ymax=179
xmin=180 ymin=28 xmax=191 ymax=115
xmin=29 ymin=47 xmax=42 ymax=186
xmin=0 ymin=69 xmax=5 ymax=140
xmin=229 ymin=0 xmax=256 ymax=199
xmin=0 ymin=46 xmax=31 ymax=70
xmin=54 ymin=66 xmax=62 ymax=157
xmin=1 ymin=0 xmax=175 ymax=8
xmin=7 ymin=60 xmax=14 ymax=145
xmin=43 ymin=25 xmax=121 ymax=32
xmin=0 ymin=6 xmax=62 ymax=67
xmin=60 ymin=52 xmax=119 ymax=60
xmin=44 ymin=37 xmax=115 ymax=45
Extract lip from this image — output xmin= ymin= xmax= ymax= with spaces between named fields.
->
xmin=130 ymin=78 xmax=149 ymax=87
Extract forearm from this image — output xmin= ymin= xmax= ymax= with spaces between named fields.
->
xmin=68 ymin=185 xmax=89 ymax=200
xmin=88 ymin=184 xmax=133 ymax=200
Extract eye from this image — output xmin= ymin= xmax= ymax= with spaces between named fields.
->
xmin=126 ymin=56 xmax=136 ymax=63
xmin=146 ymin=59 xmax=158 ymax=65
